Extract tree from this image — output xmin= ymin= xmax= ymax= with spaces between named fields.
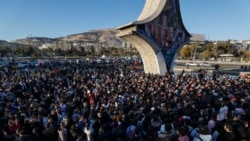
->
xmin=95 ymin=47 xmax=102 ymax=57
xmin=54 ymin=48 xmax=64 ymax=56
xmin=243 ymin=50 xmax=250 ymax=62
xmin=179 ymin=45 xmax=193 ymax=59
xmin=200 ymin=50 xmax=212 ymax=60
xmin=202 ymin=42 xmax=214 ymax=52
xmin=216 ymin=42 xmax=231 ymax=54
xmin=90 ymin=46 xmax=96 ymax=56
xmin=0 ymin=46 xmax=11 ymax=57
xmin=47 ymin=47 xmax=54 ymax=56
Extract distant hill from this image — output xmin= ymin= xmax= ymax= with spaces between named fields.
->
xmin=4 ymin=28 xmax=127 ymax=50
xmin=0 ymin=40 xmax=9 ymax=46
xmin=64 ymin=29 xmax=120 ymax=42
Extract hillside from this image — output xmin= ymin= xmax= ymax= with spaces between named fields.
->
xmin=5 ymin=28 xmax=126 ymax=50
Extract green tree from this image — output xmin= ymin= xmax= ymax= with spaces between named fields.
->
xmin=95 ymin=47 xmax=102 ymax=57
xmin=202 ymin=42 xmax=214 ymax=52
xmin=90 ymin=46 xmax=96 ymax=56
xmin=0 ymin=46 xmax=11 ymax=57
xmin=216 ymin=42 xmax=231 ymax=54
xmin=200 ymin=50 xmax=212 ymax=60
xmin=243 ymin=50 xmax=250 ymax=62
xmin=179 ymin=45 xmax=193 ymax=59
xmin=111 ymin=47 xmax=118 ymax=56
xmin=54 ymin=48 xmax=64 ymax=56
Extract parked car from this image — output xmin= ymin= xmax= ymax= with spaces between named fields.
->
xmin=185 ymin=62 xmax=198 ymax=66
xmin=199 ymin=62 xmax=211 ymax=67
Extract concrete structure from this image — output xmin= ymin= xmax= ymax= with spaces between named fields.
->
xmin=190 ymin=33 xmax=206 ymax=44
xmin=117 ymin=0 xmax=191 ymax=75
xmin=219 ymin=54 xmax=235 ymax=62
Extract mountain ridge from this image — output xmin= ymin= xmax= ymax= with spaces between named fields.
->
xmin=1 ymin=28 xmax=127 ymax=50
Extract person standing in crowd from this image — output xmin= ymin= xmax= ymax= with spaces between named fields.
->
xmin=83 ymin=121 xmax=94 ymax=141
xmin=0 ymin=59 xmax=250 ymax=141
xmin=217 ymin=99 xmax=228 ymax=122
xmin=222 ymin=122 xmax=237 ymax=141
xmin=193 ymin=124 xmax=212 ymax=141
xmin=176 ymin=126 xmax=190 ymax=141
xmin=58 ymin=122 xmax=68 ymax=141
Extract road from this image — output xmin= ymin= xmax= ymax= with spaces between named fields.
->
xmin=175 ymin=59 xmax=250 ymax=66
xmin=174 ymin=60 xmax=250 ymax=76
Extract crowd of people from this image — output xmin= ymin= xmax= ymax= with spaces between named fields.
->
xmin=0 ymin=60 xmax=250 ymax=141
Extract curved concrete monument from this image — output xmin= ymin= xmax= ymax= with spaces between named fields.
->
xmin=117 ymin=0 xmax=191 ymax=75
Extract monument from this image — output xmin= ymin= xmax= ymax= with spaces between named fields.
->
xmin=117 ymin=0 xmax=191 ymax=75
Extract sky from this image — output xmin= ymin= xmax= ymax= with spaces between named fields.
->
xmin=1 ymin=0 xmax=250 ymax=42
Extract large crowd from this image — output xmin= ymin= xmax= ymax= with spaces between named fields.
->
xmin=0 ymin=60 xmax=250 ymax=141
